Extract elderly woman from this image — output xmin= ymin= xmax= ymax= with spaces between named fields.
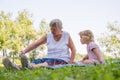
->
xmin=3 ymin=19 xmax=76 ymax=69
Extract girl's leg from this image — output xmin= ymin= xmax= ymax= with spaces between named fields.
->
xmin=75 ymin=61 xmax=84 ymax=64
xmin=82 ymin=59 xmax=94 ymax=64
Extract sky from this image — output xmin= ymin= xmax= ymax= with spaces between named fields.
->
xmin=0 ymin=0 xmax=120 ymax=54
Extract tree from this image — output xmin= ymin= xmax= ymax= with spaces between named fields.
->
xmin=0 ymin=11 xmax=12 ymax=56
xmin=29 ymin=19 xmax=50 ymax=61
xmin=0 ymin=10 xmax=50 ymax=62
xmin=98 ymin=22 xmax=120 ymax=58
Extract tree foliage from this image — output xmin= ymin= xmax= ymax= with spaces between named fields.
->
xmin=0 ymin=10 xmax=49 ymax=60
xmin=98 ymin=22 xmax=120 ymax=58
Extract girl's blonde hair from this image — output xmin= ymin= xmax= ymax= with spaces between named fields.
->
xmin=79 ymin=30 xmax=94 ymax=41
xmin=49 ymin=19 xmax=63 ymax=29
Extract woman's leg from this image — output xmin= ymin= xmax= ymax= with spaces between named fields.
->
xmin=2 ymin=57 xmax=20 ymax=70
xmin=29 ymin=62 xmax=48 ymax=68
xmin=29 ymin=58 xmax=49 ymax=68
xmin=29 ymin=58 xmax=67 ymax=68
xmin=44 ymin=58 xmax=68 ymax=66
xmin=29 ymin=58 xmax=68 ymax=68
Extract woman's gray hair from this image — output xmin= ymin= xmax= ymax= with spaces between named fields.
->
xmin=49 ymin=19 xmax=63 ymax=29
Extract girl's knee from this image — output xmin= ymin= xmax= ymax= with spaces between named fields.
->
xmin=83 ymin=60 xmax=94 ymax=64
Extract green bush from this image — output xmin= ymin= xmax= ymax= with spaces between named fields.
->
xmin=0 ymin=60 xmax=120 ymax=80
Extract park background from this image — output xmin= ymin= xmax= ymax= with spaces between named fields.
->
xmin=0 ymin=0 xmax=120 ymax=56
xmin=0 ymin=0 xmax=120 ymax=80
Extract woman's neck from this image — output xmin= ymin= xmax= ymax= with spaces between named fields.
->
xmin=54 ymin=36 xmax=62 ymax=41
xmin=53 ymin=32 xmax=62 ymax=41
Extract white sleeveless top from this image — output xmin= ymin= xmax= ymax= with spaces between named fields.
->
xmin=46 ymin=31 xmax=70 ymax=62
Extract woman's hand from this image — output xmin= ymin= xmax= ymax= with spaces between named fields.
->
xmin=19 ymin=50 xmax=25 ymax=56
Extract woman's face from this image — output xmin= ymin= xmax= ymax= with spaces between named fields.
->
xmin=50 ymin=27 xmax=61 ymax=36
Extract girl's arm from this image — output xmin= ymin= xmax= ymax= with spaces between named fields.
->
xmin=92 ymin=48 xmax=102 ymax=63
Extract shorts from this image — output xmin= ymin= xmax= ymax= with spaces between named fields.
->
xmin=32 ymin=58 xmax=68 ymax=66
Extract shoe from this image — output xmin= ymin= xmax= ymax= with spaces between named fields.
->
xmin=20 ymin=55 xmax=28 ymax=69
xmin=2 ymin=57 xmax=20 ymax=70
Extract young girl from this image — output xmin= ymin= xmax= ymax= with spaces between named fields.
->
xmin=78 ymin=30 xmax=105 ymax=65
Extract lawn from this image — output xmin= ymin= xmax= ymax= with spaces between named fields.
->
xmin=0 ymin=61 xmax=120 ymax=80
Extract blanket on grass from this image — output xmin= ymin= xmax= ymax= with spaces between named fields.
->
xmin=46 ymin=64 xmax=93 ymax=69
xmin=45 ymin=59 xmax=120 ymax=69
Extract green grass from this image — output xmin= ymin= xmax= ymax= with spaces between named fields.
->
xmin=0 ymin=62 xmax=120 ymax=80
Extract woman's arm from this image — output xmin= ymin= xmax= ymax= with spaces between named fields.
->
xmin=19 ymin=34 xmax=47 ymax=55
xmin=68 ymin=35 xmax=76 ymax=63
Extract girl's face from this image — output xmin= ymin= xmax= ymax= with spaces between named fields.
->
xmin=80 ymin=36 xmax=86 ymax=44
xmin=50 ymin=27 xmax=61 ymax=36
